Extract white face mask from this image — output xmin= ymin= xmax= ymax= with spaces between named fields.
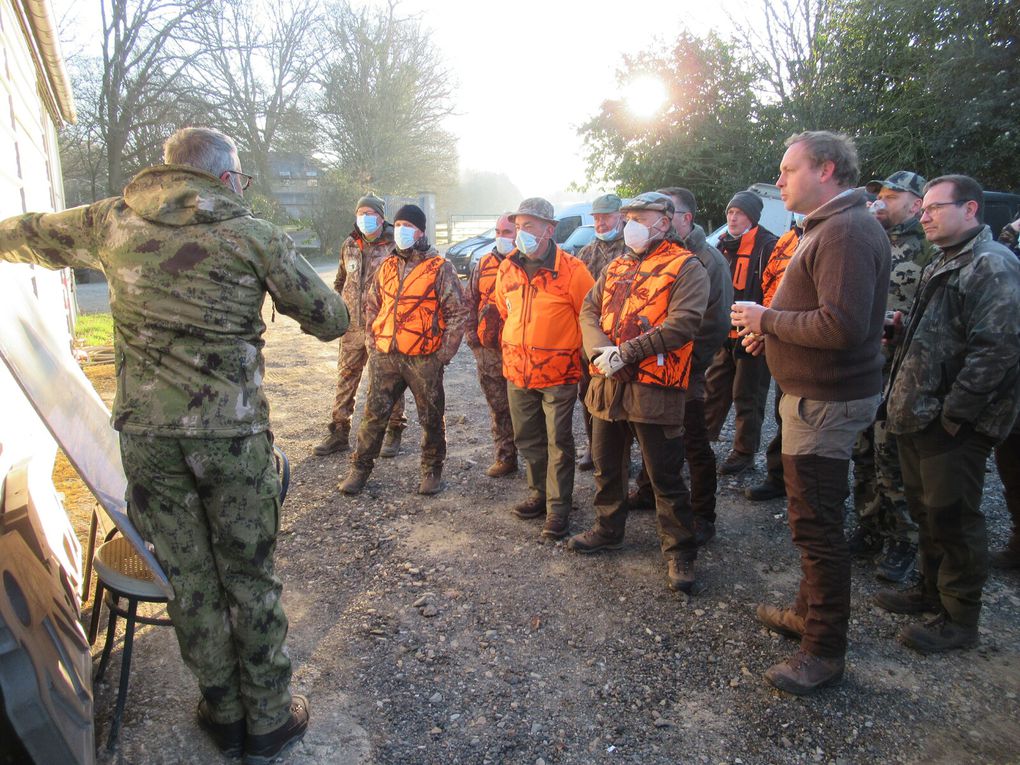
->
xmin=623 ymin=219 xmax=661 ymax=253
xmin=494 ymin=236 xmax=515 ymax=255
xmin=515 ymin=229 xmax=543 ymax=258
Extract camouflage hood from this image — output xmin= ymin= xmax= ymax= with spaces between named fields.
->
xmin=123 ymin=164 xmax=251 ymax=227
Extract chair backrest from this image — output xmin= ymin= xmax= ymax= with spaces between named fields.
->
xmin=0 ymin=281 xmax=171 ymax=598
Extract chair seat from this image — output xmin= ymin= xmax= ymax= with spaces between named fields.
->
xmin=92 ymin=537 xmax=166 ymax=600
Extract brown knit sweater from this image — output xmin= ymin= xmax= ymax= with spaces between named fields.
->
xmin=760 ymin=188 xmax=891 ymax=401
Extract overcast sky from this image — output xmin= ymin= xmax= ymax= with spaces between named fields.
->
xmin=53 ymin=0 xmax=746 ymax=203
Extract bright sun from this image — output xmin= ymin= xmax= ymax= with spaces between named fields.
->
xmin=625 ymin=75 xmax=668 ymax=119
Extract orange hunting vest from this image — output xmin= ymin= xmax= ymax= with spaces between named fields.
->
xmin=372 ymin=254 xmax=446 ymax=355
xmin=475 ymin=251 xmax=503 ymax=349
xmin=762 ymin=228 xmax=800 ymax=308
xmin=727 ymin=227 xmax=758 ymax=339
xmin=596 ymin=242 xmax=696 ymax=390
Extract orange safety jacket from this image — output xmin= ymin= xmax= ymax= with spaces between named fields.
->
xmin=762 ymin=228 xmax=800 ymax=308
xmin=475 ymin=251 xmax=503 ymax=349
xmin=595 ymin=243 xmax=696 ymax=389
xmin=727 ymin=227 xmax=759 ymax=339
xmin=372 ymin=253 xmax=446 ymax=354
xmin=495 ymin=247 xmax=594 ymax=389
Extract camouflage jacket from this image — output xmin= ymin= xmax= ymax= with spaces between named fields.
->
xmin=999 ymin=222 xmax=1020 ymax=257
xmin=886 ymin=217 xmax=933 ymax=315
xmin=886 ymin=226 xmax=1020 ymax=441
xmin=0 ymin=165 xmax=349 ymax=437
xmin=576 ymin=234 xmax=627 ymax=280
xmin=334 ymin=223 xmax=396 ymax=331
xmin=364 ymin=242 xmax=467 ymax=365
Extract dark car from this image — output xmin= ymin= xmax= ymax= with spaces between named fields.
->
xmin=983 ymin=191 xmax=1020 ymax=239
xmin=445 ymin=228 xmax=495 ymax=277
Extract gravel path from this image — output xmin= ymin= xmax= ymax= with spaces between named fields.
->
xmin=88 ymin=280 xmax=1020 ymax=765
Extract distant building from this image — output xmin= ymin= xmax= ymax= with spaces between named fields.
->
xmin=266 ymin=152 xmax=322 ymax=219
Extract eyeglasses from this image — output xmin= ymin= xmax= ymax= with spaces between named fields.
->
xmin=920 ymin=200 xmax=966 ymax=216
xmin=223 ymin=170 xmax=254 ymax=191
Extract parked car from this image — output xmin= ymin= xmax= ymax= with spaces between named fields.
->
xmin=445 ymin=228 xmax=495 ymax=277
xmin=983 ymin=190 xmax=1020 ymax=239
xmin=553 ymin=203 xmax=594 ymax=243
xmin=561 ymin=225 xmax=596 ymax=255
xmin=706 ymin=183 xmax=795 ymax=246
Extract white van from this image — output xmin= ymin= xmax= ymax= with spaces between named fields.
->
xmin=706 ymin=183 xmax=794 ymax=245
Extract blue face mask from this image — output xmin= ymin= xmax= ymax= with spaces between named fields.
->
xmin=595 ymin=226 xmax=621 ymax=242
xmin=515 ymin=229 xmax=541 ymax=257
xmin=357 ymin=214 xmax=380 ymax=236
xmin=792 ymin=213 xmax=806 ymax=226
xmin=394 ymin=225 xmax=418 ymax=250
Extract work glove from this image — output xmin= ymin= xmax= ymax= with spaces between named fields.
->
xmin=592 ymin=345 xmax=627 ymax=377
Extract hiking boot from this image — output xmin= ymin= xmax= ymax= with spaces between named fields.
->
xmin=693 ymin=518 xmax=716 ymax=546
xmin=418 ymin=469 xmax=442 ymax=495
xmin=339 ymin=467 xmax=370 ymax=495
xmin=566 ymin=527 xmax=624 ymax=554
xmin=243 ymin=694 xmax=309 ymax=765
xmin=666 ymin=557 xmax=696 ymax=593
xmin=991 ymin=546 xmax=1020 ymax=571
xmin=577 ymin=449 xmax=594 ymax=471
xmin=196 ymin=700 xmax=245 ymax=757
xmin=718 ymin=450 xmax=753 ymax=475
xmin=764 ymin=648 xmax=844 ymax=696
xmin=512 ymin=495 xmax=545 ymax=520
xmin=873 ymin=582 xmax=939 ymax=614
xmin=876 ymin=540 xmax=917 ymax=583
xmin=313 ymin=429 xmax=349 ymax=456
xmin=744 ymin=480 xmax=786 ymax=501
xmin=627 ymin=487 xmax=654 ymax=511
xmin=541 ymin=512 xmax=570 ymax=540
xmin=380 ymin=429 xmax=402 ymax=458
xmin=847 ymin=525 xmax=884 ymax=559
xmin=755 ymin=604 xmax=805 ymax=640
xmin=898 ymin=613 xmax=978 ymax=655
xmin=485 ymin=459 xmax=517 ymax=478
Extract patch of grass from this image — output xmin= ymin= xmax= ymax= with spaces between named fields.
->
xmin=76 ymin=313 xmax=114 ymax=346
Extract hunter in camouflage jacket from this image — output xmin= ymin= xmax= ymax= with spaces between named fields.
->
xmin=0 ymin=164 xmax=350 ymax=437
xmin=886 ymin=225 xmax=1020 ymax=442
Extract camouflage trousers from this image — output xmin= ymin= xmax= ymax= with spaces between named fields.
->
xmin=852 ymin=416 xmax=918 ymax=543
xmin=329 ymin=326 xmax=406 ymax=435
xmin=471 ymin=346 xmax=516 ymax=464
xmin=352 ymin=350 xmax=446 ymax=473
xmin=119 ymin=431 xmax=292 ymax=734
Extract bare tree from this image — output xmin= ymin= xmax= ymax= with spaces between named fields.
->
xmin=99 ymin=0 xmax=210 ymax=193
xmin=316 ymin=0 xmax=458 ymax=196
xmin=187 ymin=0 xmax=323 ymax=185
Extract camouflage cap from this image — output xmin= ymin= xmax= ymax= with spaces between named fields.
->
xmin=620 ymin=191 xmax=675 ymax=217
xmin=866 ymin=171 xmax=926 ymax=198
xmin=591 ymin=193 xmax=622 ymax=214
xmin=509 ymin=197 xmax=556 ymax=224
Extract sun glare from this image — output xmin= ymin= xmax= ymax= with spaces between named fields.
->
xmin=625 ymin=75 xmax=668 ymax=119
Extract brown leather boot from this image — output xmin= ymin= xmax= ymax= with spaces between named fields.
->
xmin=243 ymin=694 xmax=309 ymax=765
xmin=512 ymin=495 xmax=545 ymax=519
xmin=566 ymin=527 xmax=624 ymax=553
xmin=418 ymin=469 xmax=442 ymax=495
xmin=313 ymin=429 xmax=349 ymax=456
xmin=898 ymin=613 xmax=979 ymax=654
xmin=380 ymin=429 xmax=402 ymax=458
xmin=339 ymin=467 xmax=371 ymax=495
xmin=756 ymin=604 xmax=805 ymax=640
xmin=764 ymin=648 xmax=844 ymax=696
xmin=666 ymin=557 xmax=696 ymax=593
xmin=873 ymin=582 xmax=939 ymax=614
xmin=485 ymin=459 xmax=517 ymax=478
xmin=626 ymin=487 xmax=654 ymax=510
xmin=541 ymin=512 xmax=570 ymax=540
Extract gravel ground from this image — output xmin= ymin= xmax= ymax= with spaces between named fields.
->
xmin=82 ymin=279 xmax=1020 ymax=765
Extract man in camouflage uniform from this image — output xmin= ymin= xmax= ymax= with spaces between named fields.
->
xmin=850 ymin=171 xmax=934 ymax=582
xmin=574 ymin=193 xmax=628 ymax=470
xmin=465 ymin=213 xmax=517 ymax=477
xmin=339 ymin=204 xmax=466 ymax=496
xmin=878 ymin=174 xmax=1020 ymax=654
xmin=0 ymin=127 xmax=349 ymax=761
xmin=314 ymin=194 xmax=407 ymax=458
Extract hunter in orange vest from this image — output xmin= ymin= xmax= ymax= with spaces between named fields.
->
xmin=494 ymin=197 xmax=594 ymax=541
xmin=703 ymin=190 xmax=780 ymax=476
xmin=465 ymin=213 xmax=518 ymax=478
xmin=339 ymin=204 xmax=466 ymax=497
xmin=565 ymin=192 xmax=710 ymax=595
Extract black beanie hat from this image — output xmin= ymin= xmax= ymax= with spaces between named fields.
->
xmin=394 ymin=204 xmax=427 ymax=232
xmin=726 ymin=191 xmax=763 ymax=226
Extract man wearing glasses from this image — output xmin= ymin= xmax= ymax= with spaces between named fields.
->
xmin=878 ymin=174 xmax=1020 ymax=654
xmin=0 ymin=127 xmax=350 ymax=761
